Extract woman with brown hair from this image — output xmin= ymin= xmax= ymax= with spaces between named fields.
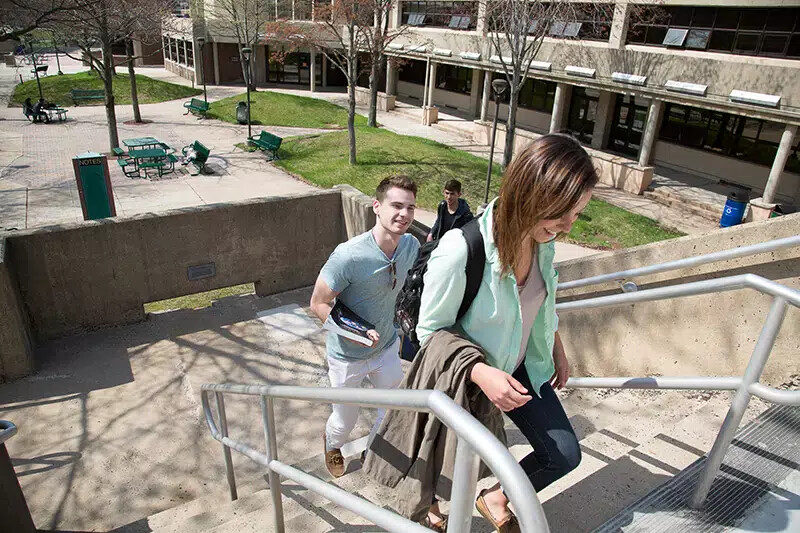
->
xmin=416 ymin=134 xmax=599 ymax=531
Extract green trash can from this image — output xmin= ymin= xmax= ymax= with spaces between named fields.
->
xmin=72 ymin=152 xmax=116 ymax=220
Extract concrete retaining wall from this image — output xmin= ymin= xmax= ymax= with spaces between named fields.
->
xmin=0 ymin=240 xmax=34 ymax=382
xmin=556 ymin=213 xmax=800 ymax=385
xmin=474 ymin=122 xmax=654 ymax=194
xmin=3 ymin=192 xmax=344 ymax=344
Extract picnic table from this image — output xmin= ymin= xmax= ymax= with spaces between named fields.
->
xmin=118 ymin=138 xmax=178 ymax=178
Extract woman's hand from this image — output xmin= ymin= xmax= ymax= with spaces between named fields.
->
xmin=470 ymin=363 xmax=532 ymax=412
xmin=550 ymin=332 xmax=569 ymax=390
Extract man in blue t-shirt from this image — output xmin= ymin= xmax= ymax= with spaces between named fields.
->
xmin=310 ymin=175 xmax=420 ymax=478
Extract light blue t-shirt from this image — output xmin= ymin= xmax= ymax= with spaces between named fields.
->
xmin=321 ymin=230 xmax=420 ymax=361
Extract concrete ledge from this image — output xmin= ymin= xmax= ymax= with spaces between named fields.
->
xmin=0 ymin=239 xmax=34 ymax=382
xmin=354 ymin=87 xmax=396 ymax=112
xmin=556 ymin=213 xmax=800 ymax=385
xmin=334 ymin=184 xmax=374 ymax=239
xmin=473 ymin=121 xmax=654 ymax=194
xmin=5 ymin=191 xmax=345 ymax=342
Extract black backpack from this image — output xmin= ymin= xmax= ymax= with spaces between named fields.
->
xmin=395 ymin=218 xmax=486 ymax=357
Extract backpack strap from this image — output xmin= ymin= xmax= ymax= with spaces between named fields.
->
xmin=456 ymin=218 xmax=486 ymax=320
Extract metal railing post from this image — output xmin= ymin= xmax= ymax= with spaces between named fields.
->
xmin=261 ymin=395 xmax=285 ymax=533
xmin=215 ymin=391 xmax=238 ymax=501
xmin=689 ymin=296 xmax=788 ymax=509
xmin=447 ymin=437 xmax=481 ymax=533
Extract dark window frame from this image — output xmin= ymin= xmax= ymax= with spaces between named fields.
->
xmin=436 ymin=64 xmax=472 ymax=94
xmin=659 ymin=102 xmax=800 ymax=173
xmin=401 ymin=1 xmax=478 ymax=31
xmin=627 ymin=6 xmax=800 ymax=59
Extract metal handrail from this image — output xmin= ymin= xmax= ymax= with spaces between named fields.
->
xmin=0 ymin=420 xmax=17 ymax=444
xmin=201 ymin=384 xmax=550 ymax=533
xmin=557 ymin=235 xmax=800 ymax=291
xmin=557 ymin=273 xmax=799 ymax=508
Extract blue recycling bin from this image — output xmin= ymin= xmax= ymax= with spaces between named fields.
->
xmin=719 ymin=189 xmax=749 ymax=228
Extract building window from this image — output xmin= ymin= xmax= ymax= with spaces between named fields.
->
xmin=486 ymin=3 xmax=612 ymax=42
xmin=659 ymin=103 xmax=800 ymax=173
xmin=177 ymin=40 xmax=186 ymax=64
xmin=186 ymin=40 xmax=194 ymax=67
xmin=171 ymin=38 xmax=180 ymax=63
xmin=608 ymin=94 xmax=648 ymax=157
xmin=490 ymin=73 xmax=556 ymax=113
xmin=566 ymin=87 xmax=599 ymax=144
xmin=163 ymin=37 xmax=171 ymax=61
xmin=401 ymin=1 xmax=478 ymax=31
xmin=436 ymin=64 xmax=472 ymax=94
xmin=398 ymin=58 xmax=427 ymax=85
xmin=295 ymin=0 xmax=312 ymax=20
xmin=627 ymin=6 xmax=800 ymax=59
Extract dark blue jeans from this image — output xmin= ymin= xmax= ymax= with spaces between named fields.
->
xmin=506 ymin=365 xmax=581 ymax=491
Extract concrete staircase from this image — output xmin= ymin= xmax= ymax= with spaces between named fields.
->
xmin=111 ymin=385 xmax=775 ymax=533
xmin=643 ymin=187 xmax=723 ymax=222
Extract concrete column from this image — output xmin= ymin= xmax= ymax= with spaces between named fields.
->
xmin=763 ymin=124 xmax=798 ymax=203
xmin=591 ymin=90 xmax=616 ymax=150
xmin=638 ymin=99 xmax=664 ymax=167
xmin=212 ymin=42 xmax=220 ymax=85
xmin=480 ymin=70 xmax=491 ymax=122
xmin=608 ymin=2 xmax=631 ymax=49
xmin=476 ymin=0 xmax=487 ymax=34
xmin=422 ymin=56 xmax=431 ymax=108
xmin=193 ymin=41 xmax=202 ymax=85
xmin=322 ymin=54 xmax=328 ymax=87
xmin=549 ymin=83 xmax=572 ymax=133
xmin=427 ymin=62 xmax=438 ymax=107
xmin=310 ymin=46 xmax=316 ymax=92
xmin=386 ymin=60 xmax=397 ymax=96
xmin=468 ymin=69 xmax=482 ymax=117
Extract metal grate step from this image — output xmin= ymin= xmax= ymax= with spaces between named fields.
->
xmin=593 ymin=405 xmax=800 ymax=532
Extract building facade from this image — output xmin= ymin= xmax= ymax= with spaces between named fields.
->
xmin=167 ymin=1 xmax=800 ymax=207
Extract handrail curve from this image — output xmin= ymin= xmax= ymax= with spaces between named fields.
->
xmin=201 ymin=385 xmax=550 ymax=533
xmin=557 ymin=235 xmax=800 ymax=291
xmin=0 ymin=420 xmax=17 ymax=444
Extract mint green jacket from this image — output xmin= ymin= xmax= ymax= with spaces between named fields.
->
xmin=416 ymin=199 xmax=559 ymax=396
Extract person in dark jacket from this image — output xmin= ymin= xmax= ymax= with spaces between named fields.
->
xmin=426 ymin=179 xmax=474 ymax=242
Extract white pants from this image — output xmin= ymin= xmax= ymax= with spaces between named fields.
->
xmin=325 ymin=338 xmax=404 ymax=450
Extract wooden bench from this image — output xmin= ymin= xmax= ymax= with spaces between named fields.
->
xmin=112 ymin=147 xmax=126 ymax=157
xmin=31 ymin=65 xmax=48 ymax=76
xmin=117 ymin=158 xmax=139 ymax=178
xmin=139 ymin=160 xmax=166 ymax=178
xmin=70 ymin=89 xmax=104 ymax=105
xmin=181 ymin=140 xmax=210 ymax=172
xmin=247 ymin=130 xmax=282 ymax=160
xmin=183 ymin=98 xmax=209 ymax=116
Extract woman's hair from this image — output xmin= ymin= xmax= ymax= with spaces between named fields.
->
xmin=494 ymin=134 xmax=599 ymax=274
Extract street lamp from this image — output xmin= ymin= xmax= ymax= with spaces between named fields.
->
xmin=27 ymin=40 xmax=44 ymax=100
xmin=196 ymin=37 xmax=207 ymax=102
xmin=483 ymin=78 xmax=509 ymax=205
xmin=242 ymin=47 xmax=252 ymax=138
xmin=51 ymin=31 xmax=63 ymax=75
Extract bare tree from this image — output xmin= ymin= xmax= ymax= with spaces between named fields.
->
xmin=360 ymin=0 xmax=408 ymax=127
xmin=481 ymin=0 xmax=576 ymax=168
xmin=206 ymin=0 xmax=272 ymax=89
xmin=268 ymin=0 xmax=375 ymax=164
xmin=0 ymin=0 xmax=92 ymax=42
xmin=48 ymin=0 xmax=169 ymax=149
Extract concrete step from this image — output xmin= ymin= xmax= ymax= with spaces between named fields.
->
xmin=644 ymin=189 xmax=722 ymax=221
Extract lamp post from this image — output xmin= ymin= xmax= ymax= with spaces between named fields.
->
xmin=196 ymin=37 xmax=207 ymax=102
xmin=27 ymin=40 xmax=44 ymax=100
xmin=483 ymin=78 xmax=509 ymax=205
xmin=242 ymin=47 xmax=252 ymax=138
xmin=51 ymin=31 xmax=63 ymax=75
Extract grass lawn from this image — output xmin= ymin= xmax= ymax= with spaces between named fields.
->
xmin=276 ymin=127 xmax=684 ymax=249
xmin=144 ymin=283 xmax=255 ymax=313
xmin=207 ymin=90 xmax=368 ymax=129
xmin=12 ymin=70 xmax=201 ymax=107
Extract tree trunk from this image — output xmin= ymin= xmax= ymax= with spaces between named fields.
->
xmin=502 ymin=84 xmax=519 ymax=168
xmin=347 ymin=59 xmax=357 ymax=165
xmin=126 ymin=40 xmax=142 ymax=123
xmin=100 ymin=21 xmax=119 ymax=151
xmin=367 ymin=57 xmax=379 ymax=127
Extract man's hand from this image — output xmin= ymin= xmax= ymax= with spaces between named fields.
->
xmin=549 ymin=332 xmax=569 ymax=390
xmin=426 ymin=233 xmax=433 ymax=242
xmin=470 ymin=363 xmax=532 ymax=412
